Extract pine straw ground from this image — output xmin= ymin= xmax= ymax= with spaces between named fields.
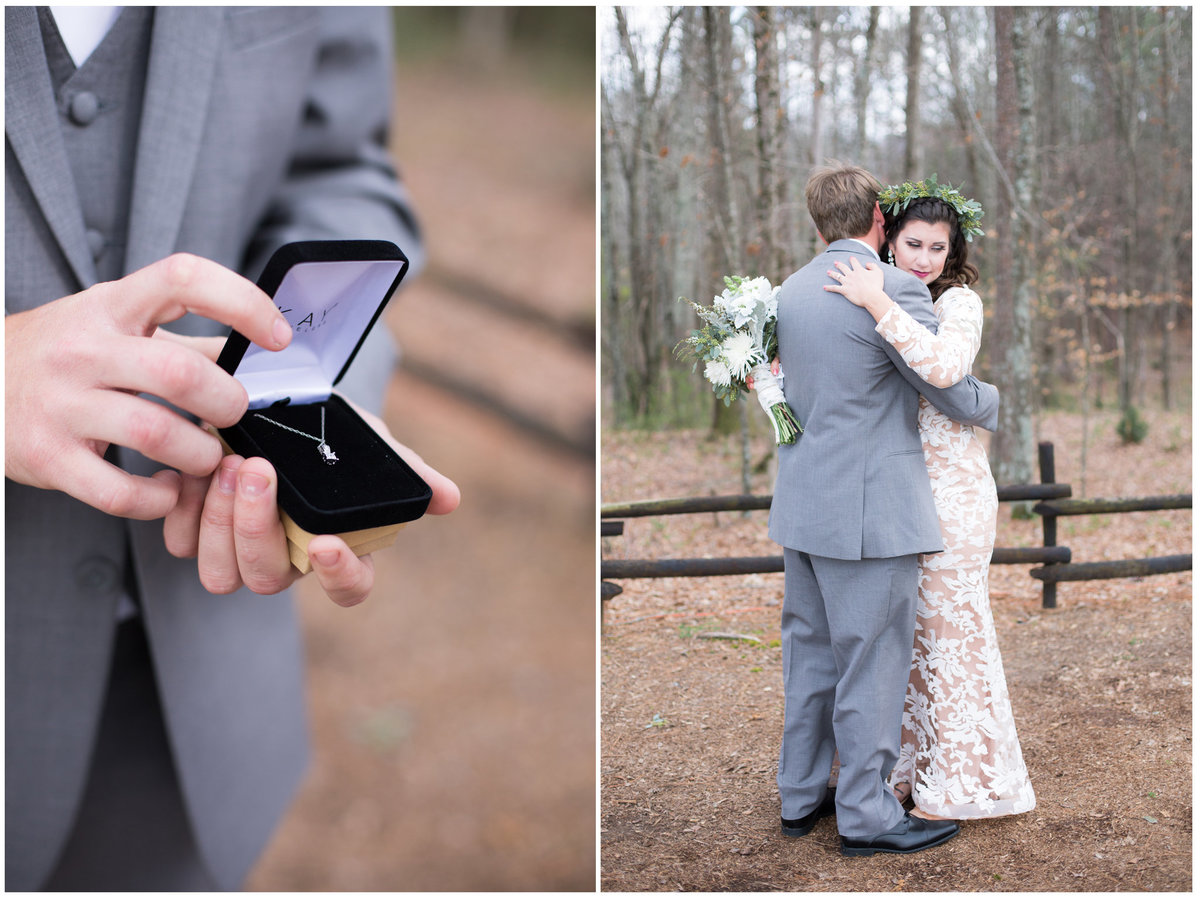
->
xmin=601 ymin=409 xmax=1191 ymax=892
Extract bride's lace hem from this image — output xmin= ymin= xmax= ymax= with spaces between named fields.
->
xmin=890 ymin=760 xmax=1037 ymax=819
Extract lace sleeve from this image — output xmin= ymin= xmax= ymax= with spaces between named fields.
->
xmin=875 ymin=287 xmax=983 ymax=388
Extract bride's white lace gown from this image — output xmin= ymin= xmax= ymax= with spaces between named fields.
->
xmin=875 ymin=285 xmax=1036 ymax=819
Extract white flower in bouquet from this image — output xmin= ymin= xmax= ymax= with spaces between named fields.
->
xmin=704 ymin=359 xmax=733 ymax=388
xmin=723 ymin=285 xmax=760 ymax=328
xmin=720 ymin=331 xmax=761 ymax=378
xmin=761 ymin=282 xmax=779 ymax=319
xmin=675 ymin=275 xmax=802 ymax=445
xmin=747 ymin=275 xmax=778 ymax=313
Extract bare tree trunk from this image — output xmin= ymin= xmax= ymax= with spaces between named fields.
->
xmin=612 ymin=8 xmax=680 ymax=418
xmin=1010 ymin=8 xmax=1037 ymax=475
xmin=807 ymin=8 xmax=827 ymax=257
xmin=1160 ymin=303 xmax=1175 ymax=410
xmin=1080 ymin=304 xmax=1090 ymax=497
xmin=853 ymin=7 xmax=879 ymax=162
xmin=989 ymin=7 xmax=1035 ymax=493
xmin=661 ymin=9 xmax=706 ymax=417
xmin=648 ymin=93 xmax=682 ymax=419
xmin=1039 ymin=8 xmax=1062 ymax=184
xmin=990 ymin=4 xmax=1016 ymax=454
xmin=1098 ymin=7 xmax=1142 ymax=412
xmin=753 ymin=7 xmax=788 ymax=283
xmin=1157 ymin=8 xmax=1178 ymax=410
xmin=600 ymin=84 xmax=627 ymax=422
xmin=904 ymin=7 xmax=925 ymax=178
xmin=808 ymin=8 xmax=827 ymax=171
xmin=704 ymin=7 xmax=742 ymax=438
xmin=459 ymin=7 xmax=513 ymax=71
xmin=703 ymin=7 xmax=739 ymax=278
xmin=739 ymin=401 xmax=751 ymax=494
xmin=939 ymin=6 xmax=979 ymax=190
xmin=613 ymin=10 xmax=649 ymax=416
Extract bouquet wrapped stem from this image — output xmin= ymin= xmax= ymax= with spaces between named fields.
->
xmin=748 ymin=363 xmax=801 ymax=445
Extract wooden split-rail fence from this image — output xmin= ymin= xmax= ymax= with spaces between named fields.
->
xmin=601 ymin=442 xmax=1191 ymax=610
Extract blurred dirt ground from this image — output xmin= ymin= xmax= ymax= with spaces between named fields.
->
xmin=248 ymin=26 xmax=596 ymax=893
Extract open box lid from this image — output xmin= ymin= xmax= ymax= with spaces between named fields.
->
xmin=217 ymin=241 xmax=409 ymax=408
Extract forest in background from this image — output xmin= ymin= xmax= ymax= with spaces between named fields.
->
xmin=601 ymin=6 xmax=1191 ymax=487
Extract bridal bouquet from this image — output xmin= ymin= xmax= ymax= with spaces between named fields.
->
xmin=675 ymin=275 xmax=801 ymax=445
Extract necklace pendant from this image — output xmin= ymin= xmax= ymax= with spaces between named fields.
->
xmin=318 ymin=442 xmax=338 ymax=465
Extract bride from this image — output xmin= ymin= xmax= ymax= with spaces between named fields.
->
xmin=821 ymin=178 xmax=1036 ymax=821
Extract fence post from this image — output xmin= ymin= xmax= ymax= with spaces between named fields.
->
xmin=1038 ymin=441 xmax=1058 ymax=609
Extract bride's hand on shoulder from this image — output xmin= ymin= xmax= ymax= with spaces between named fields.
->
xmin=824 ymin=258 xmax=883 ymax=306
xmin=823 ymin=257 xmax=892 ymax=321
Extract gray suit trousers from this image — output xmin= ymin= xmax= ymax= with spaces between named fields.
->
xmin=777 ymin=549 xmax=917 ymax=838
xmin=43 ymin=618 xmax=218 ymax=891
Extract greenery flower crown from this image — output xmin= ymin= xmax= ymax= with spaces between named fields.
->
xmin=878 ymin=174 xmax=986 ymax=242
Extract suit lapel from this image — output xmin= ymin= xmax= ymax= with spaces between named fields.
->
xmin=4 ymin=6 xmax=97 ymax=288
xmin=124 ymin=7 xmax=223 ymax=273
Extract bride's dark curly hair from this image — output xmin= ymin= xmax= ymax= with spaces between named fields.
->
xmin=883 ymin=196 xmax=979 ymax=300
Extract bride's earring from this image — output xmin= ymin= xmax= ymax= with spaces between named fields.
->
xmin=887 ymin=248 xmax=895 ymax=265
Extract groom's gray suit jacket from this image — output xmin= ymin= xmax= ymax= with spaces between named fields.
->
xmin=5 ymin=7 xmax=420 ymax=889
xmin=768 ymin=239 xmax=999 ymax=558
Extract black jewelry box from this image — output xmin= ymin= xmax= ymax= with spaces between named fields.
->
xmin=216 ymin=241 xmax=432 ymax=564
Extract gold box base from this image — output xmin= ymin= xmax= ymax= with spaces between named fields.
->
xmin=281 ymin=513 xmax=406 ymax=574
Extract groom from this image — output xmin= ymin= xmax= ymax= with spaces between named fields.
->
xmin=769 ymin=164 xmax=999 ymax=855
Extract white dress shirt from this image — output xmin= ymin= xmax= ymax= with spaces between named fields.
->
xmin=50 ymin=6 xmax=122 ymax=66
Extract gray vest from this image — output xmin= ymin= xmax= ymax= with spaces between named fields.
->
xmin=37 ymin=5 xmax=153 ymax=282
xmin=37 ymin=6 xmax=156 ymax=605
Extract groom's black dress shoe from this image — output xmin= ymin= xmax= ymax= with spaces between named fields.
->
xmin=840 ymin=813 xmax=959 ymax=856
xmin=781 ymin=787 xmax=836 ymax=837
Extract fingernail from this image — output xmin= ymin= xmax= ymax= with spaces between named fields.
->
xmin=273 ymin=317 xmax=292 ymax=348
xmin=313 ymin=550 xmax=339 ymax=567
xmin=240 ymin=471 xmax=270 ymax=497
xmin=218 ymin=465 xmax=237 ymax=494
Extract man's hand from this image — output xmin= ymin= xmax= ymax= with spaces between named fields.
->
xmin=162 ymin=403 xmax=460 ymax=607
xmin=5 ymin=254 xmax=292 ymax=520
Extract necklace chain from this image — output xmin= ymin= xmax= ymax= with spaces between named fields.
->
xmin=253 ymin=406 xmax=325 ymax=443
xmin=253 ymin=406 xmax=338 ymax=464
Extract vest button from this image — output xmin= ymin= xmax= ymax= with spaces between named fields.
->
xmin=74 ymin=556 xmax=120 ymax=594
xmin=68 ymin=91 xmax=100 ymax=126
xmin=85 ymin=228 xmax=107 ymax=260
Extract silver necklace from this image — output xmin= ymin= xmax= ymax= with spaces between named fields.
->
xmin=253 ymin=406 xmax=338 ymax=465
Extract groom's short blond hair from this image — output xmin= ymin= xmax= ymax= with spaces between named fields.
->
xmin=804 ymin=164 xmax=881 ymax=242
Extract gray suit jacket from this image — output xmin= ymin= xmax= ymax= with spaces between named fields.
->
xmin=767 ymin=239 xmax=999 ymax=560
xmin=5 ymin=7 xmax=420 ymax=889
